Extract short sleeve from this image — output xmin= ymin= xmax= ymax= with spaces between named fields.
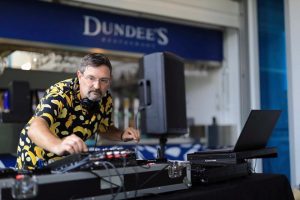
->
xmin=35 ymin=92 xmax=66 ymax=126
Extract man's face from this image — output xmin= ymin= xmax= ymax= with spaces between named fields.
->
xmin=77 ymin=65 xmax=111 ymax=102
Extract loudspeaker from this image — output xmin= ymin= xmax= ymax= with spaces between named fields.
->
xmin=9 ymin=80 xmax=31 ymax=114
xmin=138 ymin=52 xmax=187 ymax=136
xmin=0 ymin=81 xmax=31 ymax=122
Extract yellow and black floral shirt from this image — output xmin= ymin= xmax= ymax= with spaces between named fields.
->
xmin=16 ymin=77 xmax=113 ymax=170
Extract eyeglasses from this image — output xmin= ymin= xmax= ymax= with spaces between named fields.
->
xmin=83 ymin=75 xmax=111 ymax=85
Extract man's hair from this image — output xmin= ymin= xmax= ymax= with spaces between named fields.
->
xmin=79 ymin=53 xmax=112 ymax=74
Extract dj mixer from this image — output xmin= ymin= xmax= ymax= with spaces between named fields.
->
xmin=0 ymin=148 xmax=191 ymax=200
xmin=45 ymin=148 xmax=138 ymax=173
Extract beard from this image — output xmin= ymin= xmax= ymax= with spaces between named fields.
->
xmin=87 ymin=89 xmax=103 ymax=101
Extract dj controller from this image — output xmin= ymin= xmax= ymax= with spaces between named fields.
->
xmin=0 ymin=148 xmax=191 ymax=200
xmin=0 ymin=146 xmax=271 ymax=199
xmin=46 ymin=148 xmax=138 ymax=173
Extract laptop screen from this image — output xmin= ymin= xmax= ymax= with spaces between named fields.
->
xmin=233 ymin=110 xmax=281 ymax=152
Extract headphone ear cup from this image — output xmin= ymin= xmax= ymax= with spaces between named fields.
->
xmin=81 ymin=98 xmax=97 ymax=112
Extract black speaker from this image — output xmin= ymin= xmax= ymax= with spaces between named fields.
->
xmin=9 ymin=80 xmax=31 ymax=114
xmin=0 ymin=81 xmax=31 ymax=123
xmin=138 ymin=52 xmax=187 ymax=136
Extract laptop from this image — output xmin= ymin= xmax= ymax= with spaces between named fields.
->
xmin=199 ymin=110 xmax=281 ymax=154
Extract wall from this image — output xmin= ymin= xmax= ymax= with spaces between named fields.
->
xmin=285 ymin=0 xmax=300 ymax=188
xmin=63 ymin=0 xmax=243 ymax=142
xmin=1 ymin=0 xmax=245 ymax=146
xmin=64 ymin=0 xmax=240 ymax=28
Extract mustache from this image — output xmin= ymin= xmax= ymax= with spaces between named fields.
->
xmin=88 ymin=89 xmax=102 ymax=95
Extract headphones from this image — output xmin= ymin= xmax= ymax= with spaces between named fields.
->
xmin=81 ymin=97 xmax=99 ymax=112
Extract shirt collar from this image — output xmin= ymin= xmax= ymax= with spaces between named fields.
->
xmin=72 ymin=77 xmax=81 ymax=102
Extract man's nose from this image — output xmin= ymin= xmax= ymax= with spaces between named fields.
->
xmin=93 ymin=81 xmax=101 ymax=89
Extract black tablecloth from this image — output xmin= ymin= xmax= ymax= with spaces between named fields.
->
xmin=139 ymin=173 xmax=294 ymax=200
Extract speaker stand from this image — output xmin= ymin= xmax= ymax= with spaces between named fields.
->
xmin=157 ymin=136 xmax=168 ymax=162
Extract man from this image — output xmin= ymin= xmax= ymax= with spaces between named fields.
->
xmin=16 ymin=53 xmax=140 ymax=170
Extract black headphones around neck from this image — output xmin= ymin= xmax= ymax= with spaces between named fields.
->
xmin=81 ymin=98 xmax=99 ymax=112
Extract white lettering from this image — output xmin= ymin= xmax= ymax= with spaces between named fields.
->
xmin=82 ymin=15 xmax=169 ymax=46
xmin=125 ymin=25 xmax=136 ymax=38
xmin=136 ymin=27 xmax=146 ymax=40
xmin=146 ymin=29 xmax=155 ymax=41
xmin=102 ymin=22 xmax=113 ymax=35
xmin=83 ymin=15 xmax=101 ymax=36
xmin=157 ymin=28 xmax=168 ymax=45
xmin=114 ymin=24 xmax=125 ymax=36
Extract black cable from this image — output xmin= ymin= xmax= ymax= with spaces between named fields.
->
xmin=134 ymin=106 xmax=145 ymax=131
xmin=119 ymin=157 xmax=129 ymax=200
xmin=91 ymin=161 xmax=124 ymax=200
xmin=89 ymin=170 xmax=120 ymax=187
xmin=102 ymin=161 xmax=127 ymax=200
xmin=252 ymin=159 xmax=257 ymax=173
xmin=99 ymin=161 xmax=114 ymax=197
xmin=89 ymin=169 xmax=122 ymax=190
xmin=130 ymin=106 xmax=144 ymax=198
xmin=93 ymin=132 xmax=99 ymax=152
xmin=132 ymin=106 xmax=145 ymax=164
xmin=135 ymin=164 xmax=169 ymax=198
xmin=132 ymin=163 xmax=160 ymax=198
xmin=69 ymin=169 xmax=119 ymax=200
xmin=244 ymin=159 xmax=255 ymax=174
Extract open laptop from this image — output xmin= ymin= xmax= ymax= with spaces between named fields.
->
xmin=198 ymin=110 xmax=281 ymax=154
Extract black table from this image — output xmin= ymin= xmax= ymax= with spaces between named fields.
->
xmin=139 ymin=173 xmax=294 ymax=200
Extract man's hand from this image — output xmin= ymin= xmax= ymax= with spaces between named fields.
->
xmin=121 ymin=127 xmax=140 ymax=142
xmin=28 ymin=117 xmax=88 ymax=156
xmin=53 ymin=134 xmax=88 ymax=156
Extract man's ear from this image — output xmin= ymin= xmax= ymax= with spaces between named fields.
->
xmin=77 ymin=70 xmax=82 ymax=78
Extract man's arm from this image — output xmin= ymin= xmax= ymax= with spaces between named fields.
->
xmin=28 ymin=117 xmax=88 ymax=156
xmin=100 ymin=125 xmax=140 ymax=142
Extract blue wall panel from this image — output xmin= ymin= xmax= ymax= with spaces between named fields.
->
xmin=257 ymin=0 xmax=290 ymax=179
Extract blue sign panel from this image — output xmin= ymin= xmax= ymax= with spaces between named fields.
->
xmin=0 ymin=0 xmax=223 ymax=61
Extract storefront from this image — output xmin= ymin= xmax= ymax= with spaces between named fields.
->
xmin=0 ymin=0 xmax=251 ymax=169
